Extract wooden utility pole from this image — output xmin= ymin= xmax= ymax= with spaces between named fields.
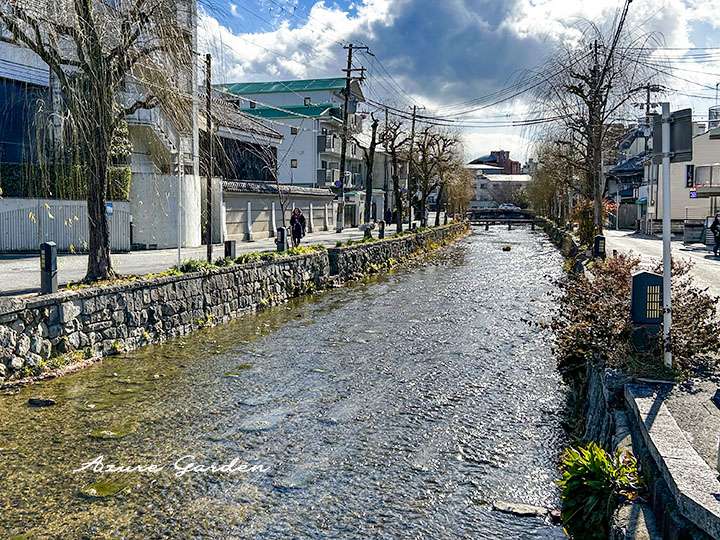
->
xmin=407 ymin=105 xmax=418 ymax=229
xmin=337 ymin=43 xmax=368 ymax=232
xmin=383 ymin=106 xmax=390 ymax=216
xmin=205 ymin=53 xmax=213 ymax=263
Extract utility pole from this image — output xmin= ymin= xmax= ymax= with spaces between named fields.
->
xmin=337 ymin=43 xmax=368 ymax=233
xmin=660 ymin=102 xmax=673 ymax=369
xmin=383 ymin=106 xmax=389 ymax=217
xmin=205 ymin=53 xmax=213 ymax=263
xmin=407 ymin=105 xmax=418 ymax=230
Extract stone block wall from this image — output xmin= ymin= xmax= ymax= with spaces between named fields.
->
xmin=0 ymin=253 xmax=329 ymax=383
xmin=0 ymin=222 xmax=467 ymax=384
xmin=328 ymin=222 xmax=468 ymax=280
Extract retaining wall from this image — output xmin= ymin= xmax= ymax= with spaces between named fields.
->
xmin=0 ymin=222 xmax=467 ymax=384
xmin=328 ymin=223 xmax=468 ymax=280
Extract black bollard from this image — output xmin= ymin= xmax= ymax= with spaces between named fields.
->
xmin=275 ymin=227 xmax=288 ymax=252
xmin=224 ymin=240 xmax=236 ymax=259
xmin=40 ymin=241 xmax=58 ymax=294
xmin=485 ymin=222 xmax=489 ymax=231
xmin=378 ymin=220 xmax=385 ymax=239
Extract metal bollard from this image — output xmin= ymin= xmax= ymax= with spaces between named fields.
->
xmin=378 ymin=220 xmax=385 ymax=239
xmin=508 ymin=221 xmax=512 ymax=230
xmin=224 ymin=240 xmax=236 ymax=259
xmin=485 ymin=222 xmax=489 ymax=231
xmin=275 ymin=227 xmax=287 ymax=252
xmin=40 ymin=241 xmax=58 ymax=294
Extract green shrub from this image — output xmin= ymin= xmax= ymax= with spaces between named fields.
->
xmin=235 ymin=252 xmax=263 ymax=264
xmin=558 ymin=443 xmax=641 ymax=540
xmin=178 ymin=258 xmax=213 ymax=273
xmin=214 ymin=256 xmax=235 ymax=267
xmin=552 ymin=254 xmax=719 ymax=379
xmin=108 ymin=166 xmax=132 ymax=200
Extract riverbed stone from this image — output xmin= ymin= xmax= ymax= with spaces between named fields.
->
xmin=492 ymin=500 xmax=549 ymax=518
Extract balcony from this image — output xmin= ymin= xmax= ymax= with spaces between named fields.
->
xmin=317 ymin=135 xmax=341 ymax=154
xmin=317 ymin=168 xmax=340 ymax=186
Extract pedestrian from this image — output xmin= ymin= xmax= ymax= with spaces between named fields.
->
xmin=290 ymin=208 xmax=306 ymax=248
xmin=711 ymin=213 xmax=720 ymax=257
xmin=384 ymin=207 xmax=392 ymax=225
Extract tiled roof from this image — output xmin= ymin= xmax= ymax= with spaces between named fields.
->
xmin=223 ymin=180 xmax=335 ymax=197
xmin=240 ymin=103 xmax=342 ymax=120
xmin=216 ymin=78 xmax=347 ymax=95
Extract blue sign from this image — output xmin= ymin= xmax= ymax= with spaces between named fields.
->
xmin=690 ymin=190 xmax=698 ymax=199
xmin=334 ymin=180 xmax=342 ymax=188
xmin=105 ymin=202 xmax=113 ymax=216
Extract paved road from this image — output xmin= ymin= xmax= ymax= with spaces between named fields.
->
xmin=0 ymin=223 xmax=421 ymax=297
xmin=605 ymin=230 xmax=720 ymax=297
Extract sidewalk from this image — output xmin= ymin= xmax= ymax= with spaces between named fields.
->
xmin=0 ymin=223 xmax=408 ymax=298
xmin=604 ymin=230 xmax=720 ymax=297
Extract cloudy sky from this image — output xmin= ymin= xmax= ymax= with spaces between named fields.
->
xmin=198 ymin=0 xmax=720 ymax=162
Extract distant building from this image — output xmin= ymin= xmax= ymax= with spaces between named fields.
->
xmin=216 ymin=78 xmax=366 ymax=189
xmin=469 ymin=150 xmax=521 ymax=175
xmin=466 ymin=150 xmax=527 ymax=208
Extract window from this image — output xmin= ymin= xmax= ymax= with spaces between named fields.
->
xmin=321 ymin=160 xmax=328 ymax=170
xmin=290 ymin=159 xmax=298 ymax=169
xmin=249 ymin=101 xmax=256 ymax=109
xmin=290 ymin=126 xmax=299 ymax=135
xmin=304 ymin=97 xmax=312 ymax=106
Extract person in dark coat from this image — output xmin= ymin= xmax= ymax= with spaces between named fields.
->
xmin=290 ymin=208 xmax=306 ymax=248
xmin=384 ymin=208 xmax=393 ymax=225
xmin=711 ymin=213 xmax=720 ymax=257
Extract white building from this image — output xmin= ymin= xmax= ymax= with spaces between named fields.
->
xmin=645 ymin=122 xmax=720 ymax=236
xmin=0 ymin=0 xmax=205 ymax=252
xmin=216 ymin=78 xmax=366 ymax=189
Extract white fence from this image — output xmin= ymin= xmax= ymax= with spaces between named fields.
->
xmin=0 ymin=198 xmax=131 ymax=252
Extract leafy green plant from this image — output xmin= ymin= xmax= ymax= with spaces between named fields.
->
xmin=214 ymin=256 xmax=235 ymax=267
xmin=557 ymin=443 xmax=642 ymax=540
xmin=178 ymin=259 xmax=214 ymax=273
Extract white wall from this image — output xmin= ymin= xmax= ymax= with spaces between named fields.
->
xmin=241 ymin=89 xmax=339 ymax=109
xmin=0 ymin=198 xmax=130 ymax=252
xmin=650 ymin=131 xmax=717 ymax=221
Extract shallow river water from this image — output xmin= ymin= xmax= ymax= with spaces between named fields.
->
xmin=0 ymin=227 xmax=567 ymax=539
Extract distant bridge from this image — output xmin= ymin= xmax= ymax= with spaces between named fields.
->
xmin=465 ymin=209 xmax=540 ymax=230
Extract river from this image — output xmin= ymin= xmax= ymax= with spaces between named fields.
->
xmin=0 ymin=227 xmax=567 ymax=539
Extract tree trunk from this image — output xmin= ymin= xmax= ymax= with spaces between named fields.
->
xmin=364 ymin=167 xmax=373 ymax=238
xmin=85 ymin=142 xmax=113 ymax=281
xmin=434 ymin=183 xmax=444 ymax=227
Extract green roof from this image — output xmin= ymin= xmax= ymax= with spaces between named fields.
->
xmin=216 ymin=78 xmax=347 ymax=96
xmin=241 ymin=103 xmax=342 ymax=120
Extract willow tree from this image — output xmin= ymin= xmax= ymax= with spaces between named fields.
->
xmin=534 ymin=0 xmax=660 ymax=243
xmin=0 ymin=0 xmax=192 ymax=280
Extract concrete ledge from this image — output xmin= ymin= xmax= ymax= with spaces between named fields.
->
xmin=625 ymin=383 xmax=720 ymax=539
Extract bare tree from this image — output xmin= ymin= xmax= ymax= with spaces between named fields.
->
xmin=0 ymin=0 xmax=192 ymax=280
xmin=412 ymin=126 xmax=458 ymax=226
xmin=379 ymin=118 xmax=410 ymax=233
xmin=354 ymin=113 xmax=379 ymax=238
xmin=534 ymin=1 xmax=660 ymax=243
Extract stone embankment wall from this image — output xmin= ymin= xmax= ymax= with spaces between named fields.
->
xmin=328 ymin=224 xmax=467 ymax=280
xmin=540 ymin=218 xmax=580 ymax=258
xmin=538 ymin=218 xmax=713 ymax=539
xmin=0 ymin=222 xmax=468 ymax=385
